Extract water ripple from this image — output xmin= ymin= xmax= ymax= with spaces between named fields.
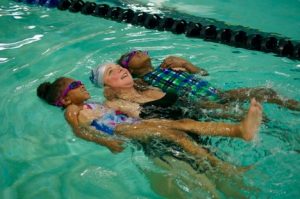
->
xmin=274 ymin=71 xmax=290 ymax=77
xmin=0 ymin=3 xmax=29 ymax=16
xmin=0 ymin=57 xmax=9 ymax=64
xmin=0 ymin=34 xmax=43 ymax=51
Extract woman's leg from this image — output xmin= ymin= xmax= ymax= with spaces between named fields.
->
xmin=139 ymin=156 xmax=220 ymax=199
xmin=143 ymin=98 xmax=262 ymax=141
xmin=195 ymin=101 xmax=246 ymax=121
xmin=222 ymin=87 xmax=300 ymax=111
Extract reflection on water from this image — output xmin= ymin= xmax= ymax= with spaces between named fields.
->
xmin=0 ymin=34 xmax=43 ymax=50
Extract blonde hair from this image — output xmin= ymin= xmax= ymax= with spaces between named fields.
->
xmin=104 ymin=86 xmax=118 ymax=100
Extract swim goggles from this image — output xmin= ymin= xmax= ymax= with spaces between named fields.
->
xmin=121 ymin=50 xmax=148 ymax=69
xmin=55 ymin=80 xmax=83 ymax=107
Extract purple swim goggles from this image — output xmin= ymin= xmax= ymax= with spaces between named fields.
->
xmin=55 ymin=81 xmax=83 ymax=107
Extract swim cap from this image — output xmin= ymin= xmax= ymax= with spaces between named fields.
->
xmin=90 ymin=64 xmax=108 ymax=87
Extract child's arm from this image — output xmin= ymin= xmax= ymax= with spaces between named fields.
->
xmin=64 ymin=105 xmax=124 ymax=153
xmin=160 ymin=56 xmax=209 ymax=76
xmin=76 ymin=125 xmax=124 ymax=153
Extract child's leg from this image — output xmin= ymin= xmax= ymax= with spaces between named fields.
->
xmin=116 ymin=125 xmax=221 ymax=166
xmin=116 ymin=124 xmax=246 ymax=175
xmin=144 ymin=99 xmax=262 ymax=141
xmin=223 ymin=87 xmax=300 ymax=111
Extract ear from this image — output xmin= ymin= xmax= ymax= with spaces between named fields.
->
xmin=60 ymin=96 xmax=72 ymax=106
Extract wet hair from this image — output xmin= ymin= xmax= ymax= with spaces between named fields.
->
xmin=133 ymin=78 xmax=150 ymax=91
xmin=36 ymin=77 xmax=67 ymax=106
xmin=103 ymin=87 xmax=117 ymax=100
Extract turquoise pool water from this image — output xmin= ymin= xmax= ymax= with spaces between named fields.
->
xmin=0 ymin=0 xmax=300 ymax=198
xmin=128 ymin=0 xmax=300 ymax=40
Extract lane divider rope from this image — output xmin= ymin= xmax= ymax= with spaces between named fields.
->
xmin=16 ymin=0 xmax=300 ymax=60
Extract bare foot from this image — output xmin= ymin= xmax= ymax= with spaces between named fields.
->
xmin=239 ymin=98 xmax=263 ymax=141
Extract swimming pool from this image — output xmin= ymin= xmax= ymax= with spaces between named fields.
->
xmin=0 ymin=0 xmax=299 ymax=198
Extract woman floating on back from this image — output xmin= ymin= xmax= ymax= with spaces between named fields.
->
xmin=91 ymin=63 xmax=247 ymax=121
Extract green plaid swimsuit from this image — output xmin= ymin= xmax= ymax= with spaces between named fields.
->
xmin=143 ymin=68 xmax=220 ymax=101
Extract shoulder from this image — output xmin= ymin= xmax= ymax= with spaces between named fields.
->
xmin=163 ymin=55 xmax=179 ymax=60
xmin=65 ymin=104 xmax=81 ymax=113
xmin=64 ymin=105 xmax=81 ymax=122
xmin=142 ymin=87 xmax=164 ymax=97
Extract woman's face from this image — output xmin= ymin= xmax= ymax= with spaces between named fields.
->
xmin=103 ymin=63 xmax=134 ymax=88
xmin=127 ymin=51 xmax=151 ymax=71
xmin=62 ymin=78 xmax=90 ymax=105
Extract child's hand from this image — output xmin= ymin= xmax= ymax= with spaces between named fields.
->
xmin=160 ymin=56 xmax=208 ymax=75
xmin=109 ymin=140 xmax=124 ymax=153
xmin=171 ymin=67 xmax=187 ymax=72
xmin=198 ymin=69 xmax=209 ymax=76
xmin=160 ymin=56 xmax=188 ymax=69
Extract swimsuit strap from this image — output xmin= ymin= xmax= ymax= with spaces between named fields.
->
xmin=83 ymin=104 xmax=93 ymax=109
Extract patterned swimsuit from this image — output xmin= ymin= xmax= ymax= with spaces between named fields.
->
xmin=143 ymin=68 xmax=220 ymax=101
xmin=86 ymin=103 xmax=139 ymax=135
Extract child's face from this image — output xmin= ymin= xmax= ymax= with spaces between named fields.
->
xmin=62 ymin=78 xmax=90 ymax=105
xmin=103 ymin=63 xmax=134 ymax=88
xmin=128 ymin=51 xmax=151 ymax=71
